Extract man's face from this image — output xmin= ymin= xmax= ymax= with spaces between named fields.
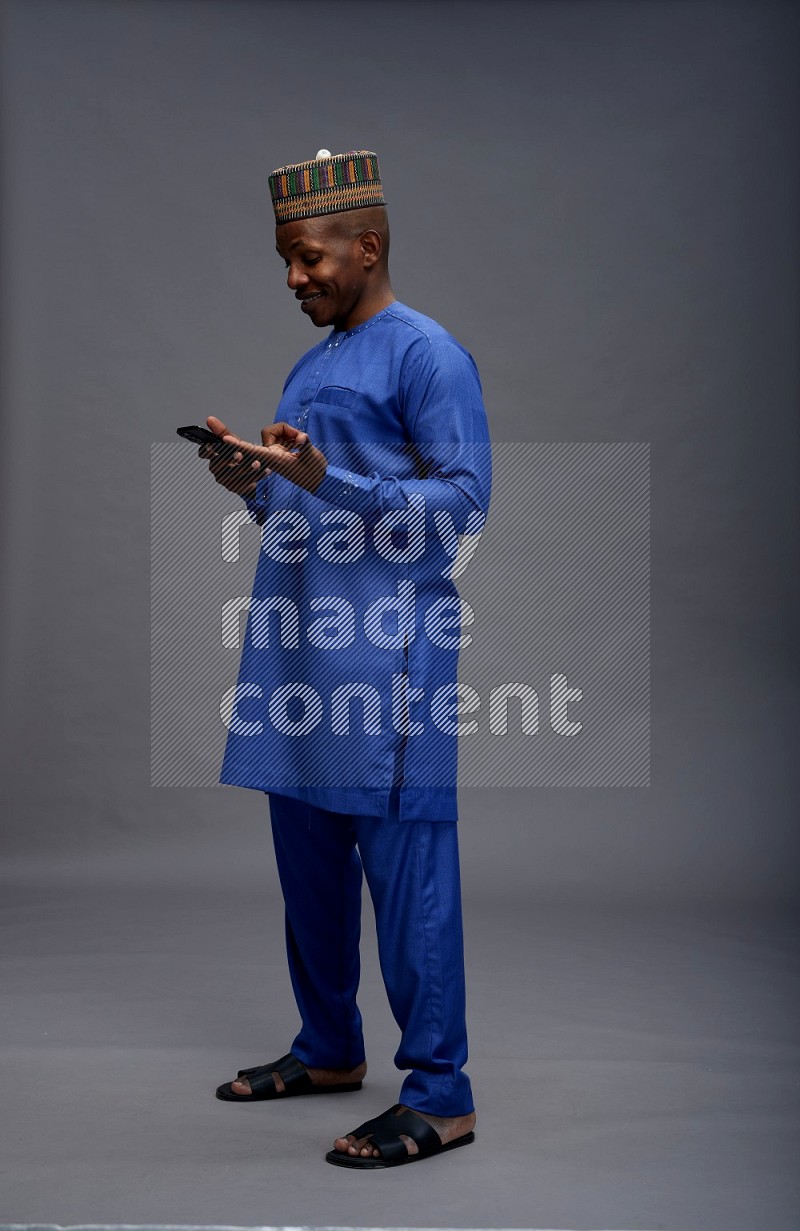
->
xmin=276 ymin=216 xmax=368 ymax=331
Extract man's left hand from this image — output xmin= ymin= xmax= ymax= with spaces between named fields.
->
xmin=206 ymin=416 xmax=328 ymax=494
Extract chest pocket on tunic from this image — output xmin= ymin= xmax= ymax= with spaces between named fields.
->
xmin=311 ymin=385 xmax=371 ymax=445
xmin=310 ymin=386 xmax=406 ymax=445
xmin=310 ymin=385 xmax=409 ymax=484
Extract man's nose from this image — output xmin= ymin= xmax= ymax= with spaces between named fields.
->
xmin=286 ymin=264 xmax=309 ymax=291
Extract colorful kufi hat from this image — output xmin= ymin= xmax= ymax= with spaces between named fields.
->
xmin=269 ymin=148 xmax=385 ymax=225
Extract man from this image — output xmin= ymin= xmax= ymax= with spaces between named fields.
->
xmin=201 ymin=149 xmax=491 ymax=1168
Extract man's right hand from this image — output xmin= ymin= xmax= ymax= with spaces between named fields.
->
xmin=199 ymin=419 xmax=270 ymax=497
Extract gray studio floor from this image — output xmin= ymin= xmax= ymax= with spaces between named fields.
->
xmin=1 ymin=843 xmax=798 ymax=1231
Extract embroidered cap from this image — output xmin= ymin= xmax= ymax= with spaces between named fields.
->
xmin=269 ymin=149 xmax=385 ymax=225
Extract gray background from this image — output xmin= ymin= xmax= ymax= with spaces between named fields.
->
xmin=1 ymin=1 xmax=798 ymax=1228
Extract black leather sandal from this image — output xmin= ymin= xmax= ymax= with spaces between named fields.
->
xmin=215 ymin=1051 xmax=363 ymax=1101
xmin=325 ymin=1103 xmax=475 ymax=1168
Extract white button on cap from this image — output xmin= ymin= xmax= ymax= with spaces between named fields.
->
xmin=315 ymin=149 xmax=332 ymax=159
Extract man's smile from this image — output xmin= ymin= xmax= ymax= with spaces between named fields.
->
xmin=298 ymin=291 xmax=324 ymax=311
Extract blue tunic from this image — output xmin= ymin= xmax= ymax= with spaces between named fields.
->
xmin=219 ymin=302 xmax=492 ymax=822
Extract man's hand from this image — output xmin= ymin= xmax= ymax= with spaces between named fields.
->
xmin=208 ymin=415 xmax=328 ymax=494
xmin=198 ymin=417 xmax=268 ymax=498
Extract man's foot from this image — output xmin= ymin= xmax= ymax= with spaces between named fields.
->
xmin=230 ymin=1059 xmax=366 ymax=1096
xmin=332 ymin=1105 xmax=476 ymax=1158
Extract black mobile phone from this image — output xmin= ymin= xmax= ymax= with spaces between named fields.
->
xmin=177 ymin=425 xmax=237 ymax=457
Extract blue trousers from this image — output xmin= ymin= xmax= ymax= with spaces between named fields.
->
xmin=268 ymin=791 xmax=474 ymax=1116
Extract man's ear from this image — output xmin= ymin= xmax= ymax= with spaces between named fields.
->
xmin=359 ymin=229 xmax=382 ymax=268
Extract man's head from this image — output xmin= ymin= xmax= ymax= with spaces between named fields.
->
xmin=270 ymin=149 xmax=394 ymax=332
